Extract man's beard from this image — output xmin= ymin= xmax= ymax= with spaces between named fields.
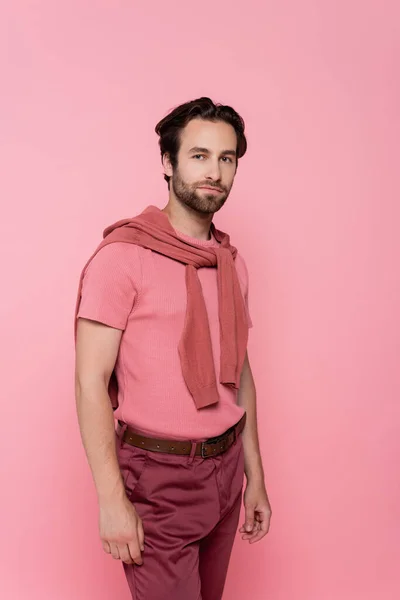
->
xmin=171 ymin=168 xmax=230 ymax=215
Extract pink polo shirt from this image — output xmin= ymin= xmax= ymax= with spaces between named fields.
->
xmin=77 ymin=228 xmax=253 ymax=441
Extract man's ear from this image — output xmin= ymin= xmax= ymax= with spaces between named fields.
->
xmin=162 ymin=153 xmax=173 ymax=179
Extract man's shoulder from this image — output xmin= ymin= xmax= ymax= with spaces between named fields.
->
xmin=234 ymin=249 xmax=251 ymax=286
xmin=82 ymin=241 xmax=144 ymax=280
xmin=91 ymin=240 xmax=143 ymax=262
xmin=234 ymin=249 xmax=249 ymax=268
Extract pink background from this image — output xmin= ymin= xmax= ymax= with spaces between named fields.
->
xmin=1 ymin=1 xmax=399 ymax=599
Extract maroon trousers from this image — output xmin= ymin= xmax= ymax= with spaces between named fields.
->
xmin=115 ymin=424 xmax=245 ymax=600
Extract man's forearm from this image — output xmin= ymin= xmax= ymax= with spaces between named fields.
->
xmin=237 ymin=353 xmax=265 ymax=483
xmin=75 ymin=380 xmax=125 ymax=504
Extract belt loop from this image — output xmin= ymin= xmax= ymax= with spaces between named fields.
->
xmin=187 ymin=441 xmax=197 ymax=465
xmin=116 ymin=420 xmax=128 ymax=449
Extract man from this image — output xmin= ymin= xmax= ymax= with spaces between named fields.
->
xmin=74 ymin=96 xmax=272 ymax=600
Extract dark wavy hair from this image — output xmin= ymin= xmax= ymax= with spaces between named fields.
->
xmin=155 ymin=97 xmax=247 ymax=188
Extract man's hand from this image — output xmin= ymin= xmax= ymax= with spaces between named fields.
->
xmin=239 ymin=479 xmax=272 ymax=544
xmin=99 ymin=494 xmax=145 ymax=565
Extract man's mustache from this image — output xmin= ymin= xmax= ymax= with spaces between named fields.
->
xmin=196 ymin=183 xmax=226 ymax=192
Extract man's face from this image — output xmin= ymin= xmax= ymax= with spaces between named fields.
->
xmin=167 ymin=118 xmax=238 ymax=215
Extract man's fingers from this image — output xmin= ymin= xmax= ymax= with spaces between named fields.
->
xmin=102 ymin=540 xmax=111 ymax=554
xmin=128 ymin=540 xmax=143 ymax=566
xmin=241 ymin=520 xmax=261 ymax=539
xmin=109 ymin=543 xmax=120 ymax=560
xmin=102 ymin=539 xmax=142 ymax=565
xmin=137 ymin=518 xmax=145 ymax=552
xmin=245 ymin=517 xmax=270 ymax=543
xmin=249 ymin=522 xmax=268 ymax=544
xmin=118 ymin=544 xmax=133 ymax=565
xmin=244 ymin=506 xmax=255 ymax=532
xmin=262 ymin=513 xmax=271 ymax=534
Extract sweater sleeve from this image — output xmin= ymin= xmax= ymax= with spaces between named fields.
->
xmin=77 ymin=242 xmax=141 ymax=331
xmin=235 ymin=252 xmax=253 ymax=329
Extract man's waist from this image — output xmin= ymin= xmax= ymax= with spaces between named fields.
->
xmin=116 ymin=412 xmax=247 ymax=458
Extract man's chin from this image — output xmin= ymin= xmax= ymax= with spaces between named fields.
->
xmin=195 ymin=191 xmax=227 ymax=211
xmin=194 ymin=201 xmax=224 ymax=215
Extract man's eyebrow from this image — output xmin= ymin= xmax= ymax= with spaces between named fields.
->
xmin=189 ymin=146 xmax=210 ymax=154
xmin=188 ymin=146 xmax=237 ymax=156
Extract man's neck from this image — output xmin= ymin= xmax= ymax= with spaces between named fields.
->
xmin=161 ymin=200 xmax=213 ymax=241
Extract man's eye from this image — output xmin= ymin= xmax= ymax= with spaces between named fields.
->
xmin=221 ymin=157 xmax=233 ymax=163
xmin=193 ymin=154 xmax=205 ymax=160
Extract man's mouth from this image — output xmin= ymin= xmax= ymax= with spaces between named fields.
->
xmin=198 ymin=186 xmax=223 ymax=193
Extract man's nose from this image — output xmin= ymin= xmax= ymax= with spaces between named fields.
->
xmin=205 ymin=160 xmax=222 ymax=181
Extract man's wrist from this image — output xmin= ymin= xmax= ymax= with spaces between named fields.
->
xmin=245 ymin=464 xmax=265 ymax=485
xmin=243 ymin=449 xmax=265 ymax=483
xmin=96 ymin=476 xmax=127 ymax=506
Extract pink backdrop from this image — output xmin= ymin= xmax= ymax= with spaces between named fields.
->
xmin=1 ymin=1 xmax=399 ymax=599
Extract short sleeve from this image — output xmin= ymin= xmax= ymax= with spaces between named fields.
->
xmin=77 ymin=242 xmax=141 ymax=331
xmin=234 ymin=252 xmax=253 ymax=329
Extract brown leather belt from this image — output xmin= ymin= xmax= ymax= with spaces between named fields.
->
xmin=118 ymin=412 xmax=246 ymax=458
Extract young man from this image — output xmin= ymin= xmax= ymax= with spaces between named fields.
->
xmin=74 ymin=97 xmax=272 ymax=600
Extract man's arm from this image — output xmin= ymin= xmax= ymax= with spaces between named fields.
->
xmin=75 ymin=317 xmax=144 ymax=565
xmin=237 ymin=351 xmax=272 ymax=542
xmin=237 ymin=351 xmax=265 ymax=483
